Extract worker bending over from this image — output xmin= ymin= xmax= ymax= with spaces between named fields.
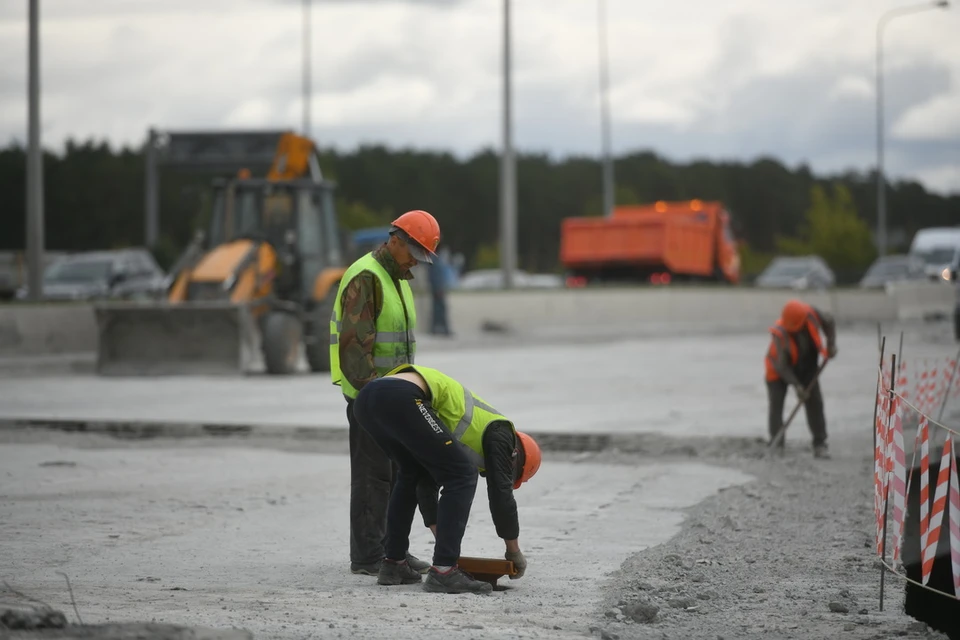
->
xmin=353 ymin=364 xmax=542 ymax=594
xmin=765 ymin=299 xmax=838 ymax=458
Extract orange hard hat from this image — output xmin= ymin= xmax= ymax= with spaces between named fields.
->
xmin=781 ymin=299 xmax=809 ymax=333
xmin=513 ymin=431 xmax=542 ymax=490
xmin=391 ymin=210 xmax=440 ymax=264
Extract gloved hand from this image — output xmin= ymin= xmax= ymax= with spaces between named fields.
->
xmin=505 ymin=549 xmax=527 ymax=579
xmin=828 ymin=344 xmax=838 ymax=359
xmin=793 ymin=384 xmax=809 ymax=403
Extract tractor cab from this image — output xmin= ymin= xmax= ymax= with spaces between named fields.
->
xmin=207 ymin=177 xmax=344 ymax=302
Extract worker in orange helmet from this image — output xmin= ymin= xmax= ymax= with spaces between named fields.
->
xmin=765 ymin=299 xmax=838 ymax=458
xmin=329 ymin=209 xmax=442 ymax=577
xmin=353 ymin=363 xmax=542 ymax=595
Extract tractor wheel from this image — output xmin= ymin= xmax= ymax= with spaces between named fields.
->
xmin=305 ymin=297 xmax=334 ymax=373
xmin=263 ymin=311 xmax=302 ymax=375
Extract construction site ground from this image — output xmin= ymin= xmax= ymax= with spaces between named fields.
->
xmin=1 ymin=320 xmax=958 ymax=639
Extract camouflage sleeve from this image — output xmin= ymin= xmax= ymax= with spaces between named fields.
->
xmin=339 ymin=272 xmax=380 ymax=391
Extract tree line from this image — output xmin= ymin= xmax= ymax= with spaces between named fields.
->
xmin=0 ymin=140 xmax=957 ymax=279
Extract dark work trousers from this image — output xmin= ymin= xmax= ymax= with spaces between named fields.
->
xmin=346 ymin=397 xmax=438 ymax=566
xmin=430 ymin=292 xmax=450 ymax=335
xmin=353 ymin=378 xmax=478 ymax=567
xmin=766 ymin=357 xmax=827 ymax=447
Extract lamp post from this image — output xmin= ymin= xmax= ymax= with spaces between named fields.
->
xmin=500 ymin=0 xmax=517 ymax=289
xmin=26 ymin=0 xmax=43 ymax=301
xmin=875 ymin=0 xmax=949 ymax=257
xmin=598 ymin=0 xmax=615 ymax=218
xmin=303 ymin=0 xmax=311 ymax=138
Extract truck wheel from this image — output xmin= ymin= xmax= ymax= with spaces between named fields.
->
xmin=305 ymin=297 xmax=334 ymax=373
xmin=263 ymin=311 xmax=302 ymax=375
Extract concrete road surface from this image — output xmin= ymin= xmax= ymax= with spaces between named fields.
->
xmin=0 ymin=441 xmax=750 ymax=639
xmin=2 ymin=322 xmax=955 ymax=443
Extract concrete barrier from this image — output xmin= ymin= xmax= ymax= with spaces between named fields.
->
xmin=0 ymin=303 xmax=97 ymax=356
xmin=440 ymin=287 xmax=901 ymax=337
xmin=0 ymin=283 xmax=953 ymax=359
xmin=888 ymin=281 xmax=956 ymax=321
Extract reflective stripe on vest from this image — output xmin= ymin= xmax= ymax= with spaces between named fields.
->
xmin=329 ymin=321 xmax=416 ymax=348
xmin=387 ymin=364 xmax=514 ymax=471
xmin=329 ymin=253 xmax=418 ymax=398
xmin=765 ymin=324 xmax=796 ymax=382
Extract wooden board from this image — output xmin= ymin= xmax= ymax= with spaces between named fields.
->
xmin=458 ymin=556 xmax=517 ymax=588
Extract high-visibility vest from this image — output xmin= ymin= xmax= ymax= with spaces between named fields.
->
xmin=330 ymin=253 xmax=417 ymax=399
xmin=764 ymin=308 xmax=828 ymax=382
xmin=386 ymin=364 xmax=515 ymax=472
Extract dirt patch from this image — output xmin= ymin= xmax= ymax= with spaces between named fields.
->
xmin=589 ymin=437 xmax=951 ymax=640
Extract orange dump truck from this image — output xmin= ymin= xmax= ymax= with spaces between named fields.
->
xmin=559 ymin=199 xmax=741 ymax=285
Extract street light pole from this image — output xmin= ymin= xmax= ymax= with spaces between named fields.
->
xmin=875 ymin=0 xmax=949 ymax=257
xmin=500 ymin=0 xmax=517 ymax=290
xmin=26 ymin=0 xmax=44 ymax=301
xmin=302 ymin=0 xmax=311 ymax=138
xmin=598 ymin=0 xmax=615 ymax=218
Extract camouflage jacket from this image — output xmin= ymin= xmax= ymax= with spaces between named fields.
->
xmin=339 ymin=245 xmax=415 ymax=392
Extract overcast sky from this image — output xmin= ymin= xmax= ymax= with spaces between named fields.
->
xmin=1 ymin=0 xmax=959 ymax=195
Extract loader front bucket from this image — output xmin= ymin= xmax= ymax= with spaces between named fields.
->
xmin=93 ymin=301 xmax=263 ymax=376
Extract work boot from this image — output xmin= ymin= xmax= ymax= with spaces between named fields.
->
xmin=377 ymin=559 xmax=423 ymax=586
xmin=423 ymin=566 xmax=493 ymax=595
xmin=405 ymin=553 xmax=431 ymax=574
xmin=350 ymin=560 xmax=381 ymax=576
xmin=813 ymin=444 xmax=831 ymax=459
xmin=352 ymin=553 xmax=429 ymax=576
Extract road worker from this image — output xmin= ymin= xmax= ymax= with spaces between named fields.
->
xmin=352 ymin=363 xmax=542 ymax=595
xmin=329 ymin=210 xmax=443 ymax=576
xmin=765 ymin=298 xmax=838 ymax=458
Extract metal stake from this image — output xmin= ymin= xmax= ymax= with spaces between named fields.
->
xmin=880 ymin=353 xmax=898 ymax=611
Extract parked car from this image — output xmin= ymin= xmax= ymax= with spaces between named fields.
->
xmin=908 ymin=226 xmax=960 ymax=283
xmin=457 ymin=269 xmax=562 ymax=291
xmin=754 ymin=256 xmax=835 ymax=290
xmin=16 ymin=248 xmax=166 ymax=301
xmin=859 ymin=254 xmax=925 ymax=290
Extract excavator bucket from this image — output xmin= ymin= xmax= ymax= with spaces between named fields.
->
xmin=93 ymin=301 xmax=264 ymax=376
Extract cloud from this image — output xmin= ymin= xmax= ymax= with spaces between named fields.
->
xmin=0 ymin=0 xmax=957 ymax=195
xmin=892 ymin=95 xmax=960 ymax=140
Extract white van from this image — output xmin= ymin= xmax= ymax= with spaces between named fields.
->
xmin=908 ymin=227 xmax=960 ymax=283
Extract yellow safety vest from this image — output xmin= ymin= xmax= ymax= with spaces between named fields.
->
xmin=330 ymin=253 xmax=417 ymax=399
xmin=386 ymin=364 xmax=515 ymax=471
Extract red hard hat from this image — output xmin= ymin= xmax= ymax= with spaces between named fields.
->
xmin=781 ymin=299 xmax=809 ymax=332
xmin=513 ymin=431 xmax=542 ymax=490
xmin=391 ymin=210 xmax=440 ymax=263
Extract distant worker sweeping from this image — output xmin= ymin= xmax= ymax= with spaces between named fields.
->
xmin=353 ymin=364 xmax=542 ymax=595
xmin=765 ymin=299 xmax=838 ymax=458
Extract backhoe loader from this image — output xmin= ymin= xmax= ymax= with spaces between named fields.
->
xmin=93 ymin=133 xmax=348 ymax=375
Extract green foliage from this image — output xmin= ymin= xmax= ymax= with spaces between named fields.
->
xmin=582 ymin=186 xmax=642 ymax=217
xmin=775 ymin=183 xmax=878 ymax=272
xmin=336 ymin=199 xmax=394 ymax=231
xmin=151 ymin=234 xmax=183 ymax=271
xmin=473 ymin=243 xmax=500 ymax=270
xmin=0 ymin=141 xmax=956 ymax=278
xmin=739 ymin=244 xmax=775 ymax=277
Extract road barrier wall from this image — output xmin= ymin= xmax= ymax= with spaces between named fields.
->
xmin=0 ymin=283 xmax=954 ymax=357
